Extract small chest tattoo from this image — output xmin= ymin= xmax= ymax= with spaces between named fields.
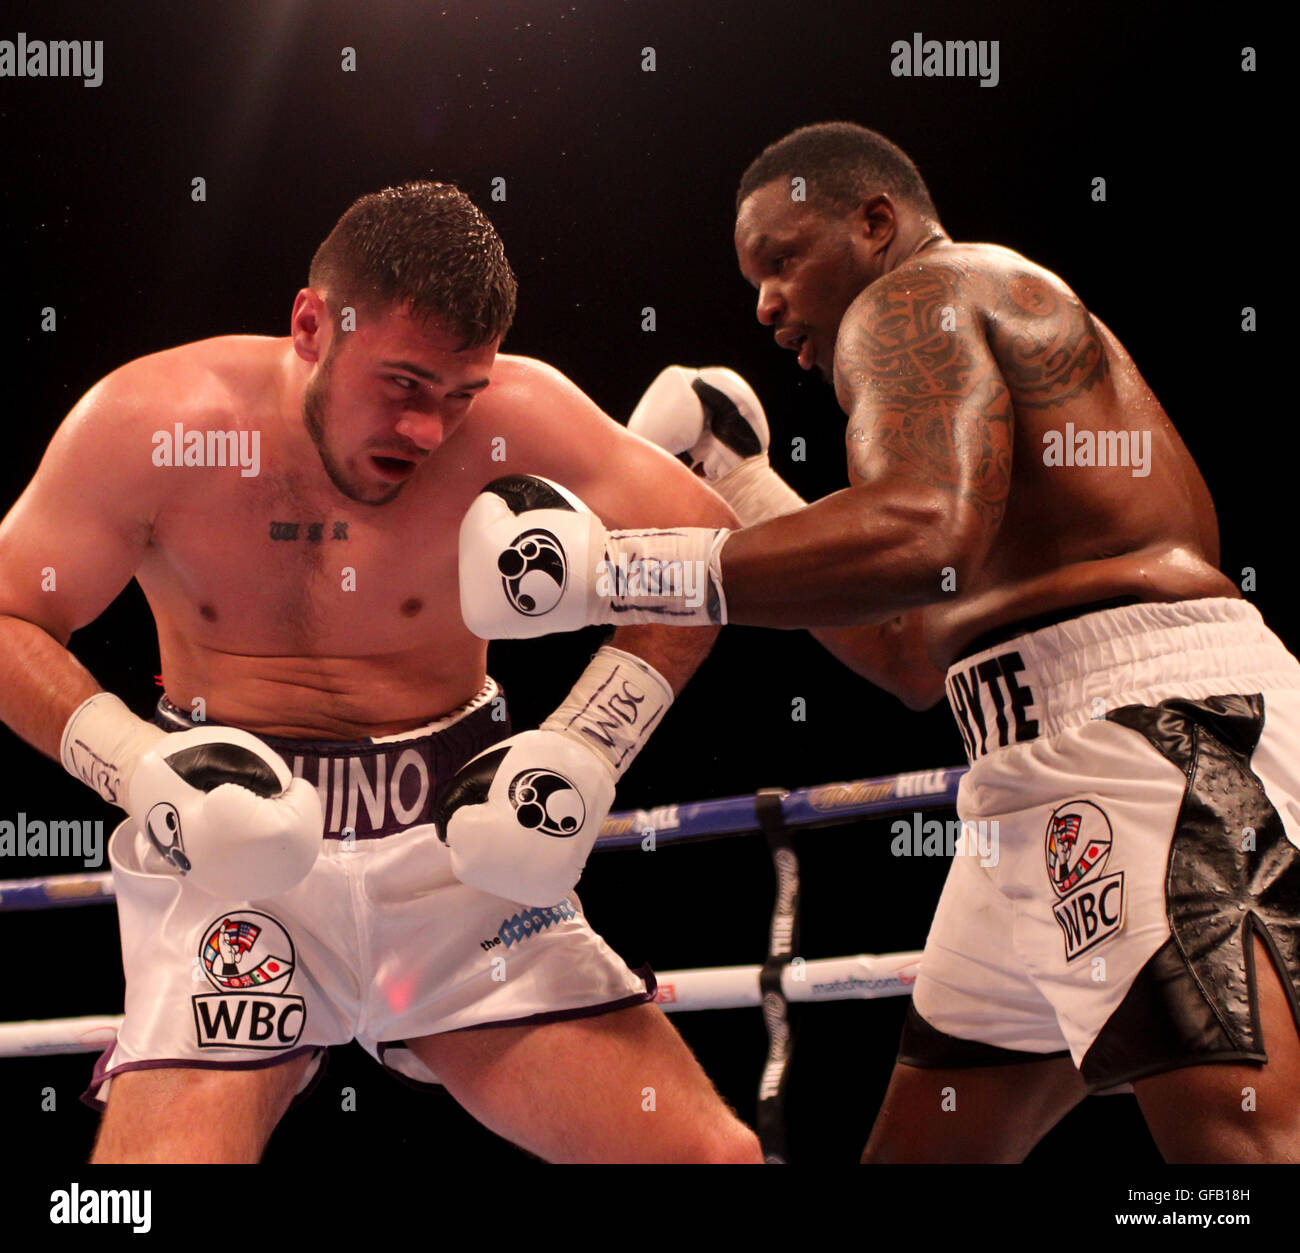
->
xmin=269 ymin=521 xmax=350 ymax=542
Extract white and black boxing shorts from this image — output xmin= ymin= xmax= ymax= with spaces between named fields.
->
xmin=900 ymin=596 xmax=1300 ymax=1091
xmin=82 ymin=679 xmax=654 ymax=1111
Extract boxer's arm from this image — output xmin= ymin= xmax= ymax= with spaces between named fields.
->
xmin=623 ymin=362 xmax=947 ymax=707
xmin=0 ymin=367 xmax=163 ymax=756
xmin=721 ymin=259 xmax=1013 ymax=627
xmin=498 ymin=358 xmax=739 ymax=691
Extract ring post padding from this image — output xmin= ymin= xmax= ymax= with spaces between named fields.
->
xmin=755 ymin=787 xmax=798 ymax=1165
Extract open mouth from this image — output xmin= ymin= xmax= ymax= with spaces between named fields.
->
xmin=371 ymin=454 xmax=420 ymax=481
xmin=777 ymin=329 xmax=815 ymax=371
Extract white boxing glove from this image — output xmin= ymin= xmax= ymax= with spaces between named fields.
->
xmin=628 ymin=365 xmax=767 ymax=476
xmin=432 ymin=729 xmax=615 ymax=907
xmin=459 ymin=475 xmax=609 ymax=637
xmin=62 ymin=693 xmax=323 ymax=898
xmin=433 ymin=646 xmax=672 ymax=905
xmin=628 ymin=365 xmax=806 ymax=526
xmin=459 ymin=473 xmax=728 ymax=639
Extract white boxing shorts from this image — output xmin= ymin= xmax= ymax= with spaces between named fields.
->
xmin=901 ymin=596 xmax=1300 ymax=1091
xmin=82 ymin=680 xmax=653 ymax=1110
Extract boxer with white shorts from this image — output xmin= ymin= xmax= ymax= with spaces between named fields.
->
xmin=909 ymin=598 xmax=1300 ymax=1091
xmin=457 ymin=123 xmax=1300 ymax=1162
xmin=0 ymin=181 xmax=760 ymax=1164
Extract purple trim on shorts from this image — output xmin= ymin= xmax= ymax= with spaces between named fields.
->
xmin=374 ymin=965 xmax=659 ymax=1088
xmin=79 ymin=1043 xmax=325 ymax=1113
xmin=151 ymin=692 xmax=511 ymax=840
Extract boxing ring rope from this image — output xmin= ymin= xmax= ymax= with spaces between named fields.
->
xmin=0 ymin=763 xmax=967 ymax=910
xmin=0 ymin=762 xmax=968 ymax=1160
xmin=0 ymin=953 xmax=926 ymax=1055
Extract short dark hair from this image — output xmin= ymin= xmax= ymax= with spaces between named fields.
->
xmin=309 ymin=181 xmax=517 ymax=348
xmin=736 ymin=122 xmax=937 ymax=219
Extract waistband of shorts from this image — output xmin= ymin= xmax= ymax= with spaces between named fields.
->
xmin=952 ymin=595 xmax=1146 ymax=663
xmin=944 ymin=597 xmax=1300 ymax=761
xmin=152 ymin=679 xmax=509 ymax=839
xmin=154 ymin=678 xmax=502 ymax=745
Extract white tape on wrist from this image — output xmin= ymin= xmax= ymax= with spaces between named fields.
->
xmin=595 ymin=526 xmax=730 ymax=626
xmin=540 ymin=645 xmax=675 ymax=778
xmin=712 ymin=455 xmax=807 ymax=527
xmin=59 ymin=691 xmax=167 ymax=807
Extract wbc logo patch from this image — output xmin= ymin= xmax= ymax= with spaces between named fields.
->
xmin=200 ymin=913 xmax=295 ymax=991
xmin=1044 ymin=800 xmax=1125 ymax=961
xmin=192 ymin=911 xmax=306 ymax=1050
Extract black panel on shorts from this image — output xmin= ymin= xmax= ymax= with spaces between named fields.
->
xmin=1082 ymin=693 xmax=1300 ymax=1088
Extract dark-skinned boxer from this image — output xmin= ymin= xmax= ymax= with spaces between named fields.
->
xmin=459 ymin=123 xmax=1300 ymax=1164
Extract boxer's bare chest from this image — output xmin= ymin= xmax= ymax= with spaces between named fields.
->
xmin=137 ymin=446 xmax=491 ymax=658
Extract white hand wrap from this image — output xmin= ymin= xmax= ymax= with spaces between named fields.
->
xmin=598 ymin=527 xmax=731 ymax=627
xmin=60 ymin=692 xmax=167 ymax=807
xmin=540 ymin=646 xmax=674 ymax=777
xmin=710 ymin=455 xmax=807 ymax=527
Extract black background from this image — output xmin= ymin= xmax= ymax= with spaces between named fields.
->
xmin=0 ymin=0 xmax=1278 ymax=1185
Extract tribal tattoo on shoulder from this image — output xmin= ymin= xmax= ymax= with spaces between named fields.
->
xmin=989 ymin=273 xmax=1110 ymax=407
xmin=837 ymin=261 xmax=1013 ymax=527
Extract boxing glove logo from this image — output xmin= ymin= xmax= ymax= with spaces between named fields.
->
xmin=509 ymin=768 xmax=584 ymax=837
xmin=497 ymin=528 xmax=567 ymax=616
xmin=143 ymin=801 xmax=192 ymax=873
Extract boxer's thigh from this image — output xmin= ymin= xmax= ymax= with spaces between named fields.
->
xmin=1133 ymin=931 xmax=1300 ymax=1163
xmin=863 ymin=1055 xmax=1088 ymax=1163
xmin=406 ymin=1003 xmax=761 ymax=1163
xmin=91 ymin=1052 xmax=316 ymax=1163
xmin=868 ymin=807 xmax=1088 ymax=1162
xmin=92 ymin=824 xmax=357 ymax=1159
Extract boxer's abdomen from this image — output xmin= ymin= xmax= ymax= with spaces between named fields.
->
xmin=134 ymin=459 xmax=490 ymax=738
